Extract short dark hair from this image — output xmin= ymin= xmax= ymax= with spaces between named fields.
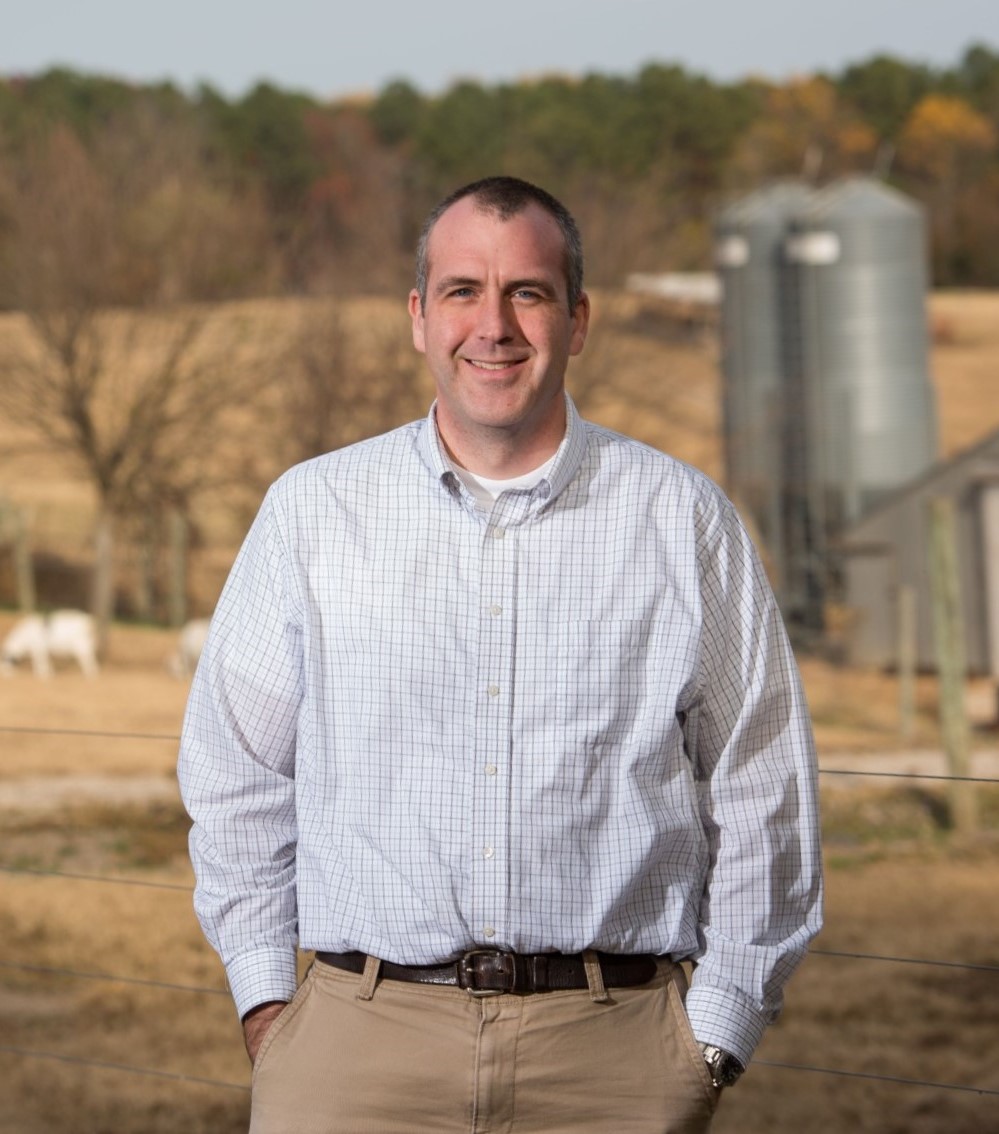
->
xmin=415 ymin=176 xmax=584 ymax=314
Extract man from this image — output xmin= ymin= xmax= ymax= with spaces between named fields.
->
xmin=178 ymin=176 xmax=822 ymax=1133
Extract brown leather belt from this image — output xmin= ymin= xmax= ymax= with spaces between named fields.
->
xmin=315 ymin=949 xmax=658 ymax=996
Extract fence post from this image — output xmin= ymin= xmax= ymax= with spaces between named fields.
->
xmin=897 ymin=583 xmax=917 ymax=741
xmin=13 ymin=510 xmax=36 ymax=613
xmin=926 ymin=496 xmax=978 ymax=835
xmin=134 ymin=531 xmax=155 ymax=623
xmin=0 ymin=500 xmax=34 ymax=611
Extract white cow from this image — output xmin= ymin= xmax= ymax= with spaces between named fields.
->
xmin=0 ymin=610 xmax=99 ymax=678
xmin=167 ymin=618 xmax=211 ymax=679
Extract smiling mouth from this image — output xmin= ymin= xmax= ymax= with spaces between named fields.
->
xmin=466 ymin=358 xmax=525 ymax=371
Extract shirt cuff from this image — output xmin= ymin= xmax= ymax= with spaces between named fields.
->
xmin=226 ymin=946 xmax=300 ymax=1020
xmin=683 ymin=983 xmax=770 ymax=1069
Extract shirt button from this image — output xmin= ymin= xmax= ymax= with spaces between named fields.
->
xmin=485 ymin=764 xmax=497 ymax=776
xmin=489 ymin=604 xmax=502 ymax=617
xmin=492 ymin=527 xmax=506 ymax=540
xmin=487 ymin=684 xmax=500 ymax=697
xmin=483 ymin=926 xmax=496 ymax=938
xmin=483 ymin=846 xmax=495 ymax=859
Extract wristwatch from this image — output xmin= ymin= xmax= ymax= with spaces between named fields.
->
xmin=699 ymin=1043 xmax=745 ymax=1089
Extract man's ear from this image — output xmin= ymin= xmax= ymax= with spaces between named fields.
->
xmin=408 ymin=289 xmax=426 ymax=354
xmin=569 ymin=291 xmax=590 ymax=357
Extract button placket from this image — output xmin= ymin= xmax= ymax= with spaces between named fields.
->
xmin=469 ymin=501 xmax=520 ymax=943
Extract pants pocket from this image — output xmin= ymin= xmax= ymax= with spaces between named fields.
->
xmin=251 ymin=965 xmax=317 ymax=1086
xmin=662 ymin=968 xmax=721 ymax=1108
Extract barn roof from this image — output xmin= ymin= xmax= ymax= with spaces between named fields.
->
xmin=840 ymin=425 xmax=999 ymax=547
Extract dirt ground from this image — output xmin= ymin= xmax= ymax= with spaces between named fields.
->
xmin=1 ymin=620 xmax=998 ymax=1133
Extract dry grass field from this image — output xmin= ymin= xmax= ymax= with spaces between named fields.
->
xmin=2 ymin=289 xmax=999 ymax=1131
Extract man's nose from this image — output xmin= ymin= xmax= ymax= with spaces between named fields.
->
xmin=474 ymin=292 xmax=516 ymax=342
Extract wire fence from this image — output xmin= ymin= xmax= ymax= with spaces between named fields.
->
xmin=2 ymin=721 xmax=998 ymax=1105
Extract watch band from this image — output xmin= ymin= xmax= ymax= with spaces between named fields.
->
xmin=699 ymin=1042 xmax=746 ymax=1088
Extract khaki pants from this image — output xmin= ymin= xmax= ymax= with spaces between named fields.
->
xmin=249 ymin=957 xmax=721 ymax=1134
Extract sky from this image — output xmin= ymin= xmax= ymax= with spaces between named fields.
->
xmin=3 ymin=0 xmax=997 ymax=101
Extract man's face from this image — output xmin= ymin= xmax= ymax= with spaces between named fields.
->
xmin=409 ymin=197 xmax=589 ymax=474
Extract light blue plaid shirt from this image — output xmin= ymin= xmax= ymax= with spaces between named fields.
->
xmin=178 ymin=396 xmax=822 ymax=1065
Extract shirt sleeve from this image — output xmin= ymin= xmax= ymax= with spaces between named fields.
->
xmin=177 ymin=486 xmax=304 ymax=1020
xmin=682 ymin=492 xmax=823 ymax=1067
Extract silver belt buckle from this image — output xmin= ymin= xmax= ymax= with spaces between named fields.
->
xmin=459 ymin=949 xmax=508 ymax=997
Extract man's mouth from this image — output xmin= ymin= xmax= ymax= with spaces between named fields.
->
xmin=466 ymin=358 xmax=525 ymax=371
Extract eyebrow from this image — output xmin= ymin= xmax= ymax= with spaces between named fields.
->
xmin=433 ymin=275 xmax=559 ymax=298
xmin=508 ymin=277 xmax=559 ymax=298
xmin=434 ymin=275 xmax=479 ymax=296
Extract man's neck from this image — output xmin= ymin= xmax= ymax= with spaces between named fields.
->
xmin=435 ymin=405 xmax=567 ymax=479
xmin=442 ymin=436 xmax=556 ymax=478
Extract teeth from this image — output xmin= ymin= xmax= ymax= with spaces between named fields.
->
xmin=470 ymin=360 xmax=516 ymax=370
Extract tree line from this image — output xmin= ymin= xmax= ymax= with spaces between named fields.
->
xmin=2 ymin=42 xmax=998 ymax=296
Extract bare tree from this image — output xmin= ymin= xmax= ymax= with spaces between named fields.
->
xmin=0 ymin=117 xmax=278 ymax=650
xmin=271 ymin=297 xmax=431 ymax=471
xmin=0 ymin=303 xmax=281 ymax=649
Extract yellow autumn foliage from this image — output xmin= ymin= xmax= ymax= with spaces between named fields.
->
xmin=898 ymin=94 xmax=997 ymax=181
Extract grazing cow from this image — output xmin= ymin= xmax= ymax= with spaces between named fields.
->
xmin=167 ymin=618 xmax=211 ymax=679
xmin=0 ymin=610 xmax=99 ymax=678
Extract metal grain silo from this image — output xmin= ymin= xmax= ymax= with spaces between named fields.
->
xmin=714 ymin=183 xmax=814 ymax=588
xmin=785 ymin=177 xmax=938 ymax=530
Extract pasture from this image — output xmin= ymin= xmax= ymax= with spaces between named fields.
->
xmin=0 ymin=624 xmax=997 ymax=1132
xmin=2 ymin=288 xmax=999 ymax=1130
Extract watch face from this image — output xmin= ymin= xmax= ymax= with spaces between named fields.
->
xmin=714 ymin=1054 xmax=743 ymax=1088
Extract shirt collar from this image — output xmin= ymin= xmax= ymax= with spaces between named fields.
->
xmin=416 ymin=401 xmax=458 ymax=489
xmin=545 ymin=395 xmax=588 ymax=504
xmin=416 ymin=394 xmax=588 ymax=508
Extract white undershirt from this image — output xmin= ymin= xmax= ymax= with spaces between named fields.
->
xmin=452 ymin=454 xmax=557 ymax=512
